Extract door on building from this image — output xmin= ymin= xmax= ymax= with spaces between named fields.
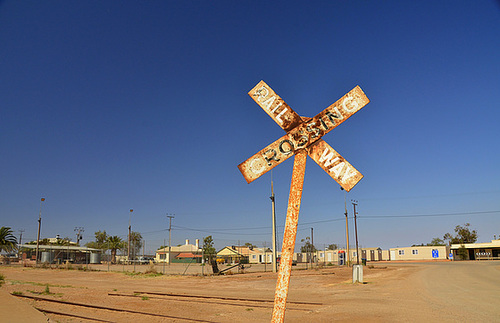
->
xmin=370 ymin=250 xmax=375 ymax=261
xmin=390 ymin=250 xmax=396 ymax=260
xmin=468 ymin=249 xmax=475 ymax=260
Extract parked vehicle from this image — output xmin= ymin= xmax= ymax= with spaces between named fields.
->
xmin=136 ymin=256 xmax=155 ymax=264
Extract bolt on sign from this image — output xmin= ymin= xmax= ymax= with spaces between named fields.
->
xmin=238 ymin=81 xmax=369 ymax=322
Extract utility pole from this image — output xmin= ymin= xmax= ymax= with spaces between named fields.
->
xmin=270 ymin=172 xmax=277 ymax=273
xmin=352 ymin=200 xmax=359 ymax=265
xmin=341 ymin=187 xmax=350 ymax=266
xmin=167 ymin=214 xmax=174 ymax=266
xmin=18 ymin=229 xmax=24 ymax=246
xmin=263 ymin=241 xmax=267 ymax=272
xmin=74 ymin=227 xmax=84 ymax=245
xmin=311 ymin=227 xmax=314 ymax=267
xmin=128 ymin=209 xmax=133 ymax=264
xmin=163 ymin=238 xmax=166 ymax=274
xmin=35 ymin=198 xmax=45 ymax=266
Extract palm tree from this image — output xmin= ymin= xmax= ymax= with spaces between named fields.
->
xmin=0 ymin=227 xmax=18 ymax=253
xmin=107 ymin=236 xmax=125 ymax=264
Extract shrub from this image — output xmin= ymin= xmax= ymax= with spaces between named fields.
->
xmin=144 ymin=262 xmax=157 ymax=274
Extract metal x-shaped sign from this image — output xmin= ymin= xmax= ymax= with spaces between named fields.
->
xmin=238 ymin=81 xmax=370 ymax=323
xmin=238 ymin=80 xmax=369 ymax=191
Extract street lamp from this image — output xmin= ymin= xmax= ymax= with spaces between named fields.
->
xmin=35 ymin=198 xmax=45 ymax=266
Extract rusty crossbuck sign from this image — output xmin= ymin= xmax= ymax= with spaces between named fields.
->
xmin=238 ymin=81 xmax=370 ymax=322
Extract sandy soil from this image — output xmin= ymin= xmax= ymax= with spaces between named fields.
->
xmin=1 ymin=261 xmax=499 ymax=322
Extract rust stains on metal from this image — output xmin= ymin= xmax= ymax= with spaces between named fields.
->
xmin=248 ymin=80 xmax=303 ymax=132
xmin=239 ymin=85 xmax=369 ymax=184
xmin=272 ymin=149 xmax=307 ymax=323
xmin=307 ymin=140 xmax=363 ymax=192
xmin=237 ymin=132 xmax=295 ymax=184
xmin=238 ymin=81 xmax=370 ymax=322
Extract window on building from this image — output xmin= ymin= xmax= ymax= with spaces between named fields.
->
xmin=398 ymin=250 xmax=404 ymax=255
xmin=252 ymin=255 xmax=256 ymax=259
xmin=412 ymin=250 xmax=418 ymax=255
xmin=320 ymin=252 xmax=324 ymax=258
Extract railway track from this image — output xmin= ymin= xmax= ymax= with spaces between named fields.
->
xmin=109 ymin=291 xmax=322 ymax=312
xmin=12 ymin=290 xmax=324 ymax=322
xmin=12 ymin=293 xmax=216 ymax=322
xmin=132 ymin=290 xmax=324 ymax=306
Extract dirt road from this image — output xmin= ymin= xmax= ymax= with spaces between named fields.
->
xmin=414 ymin=261 xmax=500 ymax=321
xmin=1 ymin=261 xmax=499 ymax=322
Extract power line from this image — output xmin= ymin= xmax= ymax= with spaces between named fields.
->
xmin=361 ymin=210 xmax=499 ymax=219
xmin=167 ymin=210 xmax=500 ymax=236
xmin=172 ymin=225 xmax=270 ymax=236
xmin=172 ymin=224 xmax=269 ymax=231
xmin=42 ymin=210 xmax=500 ymax=247
xmin=358 ymin=190 xmax=500 ymax=202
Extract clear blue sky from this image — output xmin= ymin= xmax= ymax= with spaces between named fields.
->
xmin=1 ymin=1 xmax=499 ymax=253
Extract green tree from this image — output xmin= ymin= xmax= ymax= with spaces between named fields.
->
xmin=444 ymin=223 xmax=478 ymax=245
xmin=244 ymin=242 xmax=256 ymax=249
xmin=55 ymin=237 xmax=72 ymax=246
xmin=457 ymin=245 xmax=468 ymax=260
xmin=107 ymin=236 xmax=125 ymax=264
xmin=202 ymin=236 xmax=218 ymax=274
xmin=129 ymin=231 xmax=143 ymax=259
xmin=202 ymin=236 xmax=216 ymax=262
xmin=86 ymin=230 xmax=109 ymax=250
xmin=327 ymin=244 xmax=338 ymax=250
xmin=0 ymin=227 xmax=18 ymax=253
xmin=300 ymin=237 xmax=316 ymax=253
xmin=26 ymin=238 xmax=49 ymax=245
xmin=427 ymin=237 xmax=445 ymax=246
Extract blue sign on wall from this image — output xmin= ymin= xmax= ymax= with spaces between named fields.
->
xmin=432 ymin=249 xmax=439 ymax=258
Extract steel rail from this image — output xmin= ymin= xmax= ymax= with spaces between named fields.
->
xmin=132 ymin=290 xmax=324 ymax=305
xmin=12 ymin=293 xmax=215 ymax=323
xmin=111 ymin=292 xmax=317 ymax=312
xmin=35 ymin=307 xmax=113 ymax=322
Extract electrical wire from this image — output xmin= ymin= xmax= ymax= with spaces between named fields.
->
xmin=162 ymin=210 xmax=500 ymax=237
xmin=361 ymin=210 xmax=499 ymax=219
